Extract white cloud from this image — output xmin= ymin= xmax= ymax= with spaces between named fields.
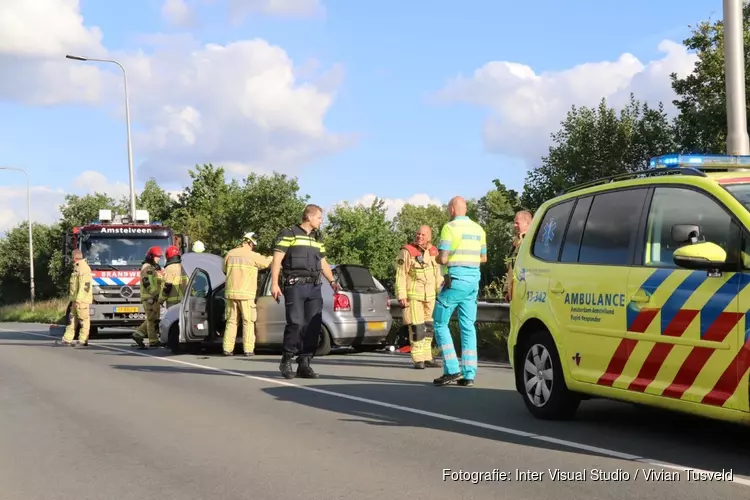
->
xmin=340 ymin=193 xmax=443 ymax=220
xmin=227 ymin=0 xmax=324 ymax=20
xmin=435 ymin=39 xmax=698 ymax=164
xmin=0 ymin=0 xmax=348 ymax=186
xmin=161 ymin=0 xmax=194 ymax=26
xmin=0 ymin=171 xmax=145 ymax=234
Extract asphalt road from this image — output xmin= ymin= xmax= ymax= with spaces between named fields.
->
xmin=1 ymin=323 xmax=749 ymax=500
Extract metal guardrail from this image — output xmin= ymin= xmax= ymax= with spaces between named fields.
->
xmin=388 ymin=299 xmax=509 ymax=323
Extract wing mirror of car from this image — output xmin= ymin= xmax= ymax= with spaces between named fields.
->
xmin=673 ymin=241 xmax=727 ymax=270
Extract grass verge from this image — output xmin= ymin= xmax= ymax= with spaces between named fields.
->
xmin=0 ymin=298 xmax=68 ymax=324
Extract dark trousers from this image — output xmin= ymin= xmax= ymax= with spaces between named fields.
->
xmin=283 ymin=282 xmax=323 ymax=357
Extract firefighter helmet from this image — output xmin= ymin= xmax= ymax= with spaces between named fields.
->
xmin=192 ymin=241 xmax=205 ymax=253
xmin=165 ymin=245 xmax=180 ymax=260
xmin=242 ymin=232 xmax=258 ymax=245
xmin=147 ymin=246 xmax=163 ymax=259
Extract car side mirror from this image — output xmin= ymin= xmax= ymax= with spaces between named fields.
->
xmin=671 ymin=224 xmax=701 ymax=244
xmin=673 ymin=241 xmax=727 ymax=270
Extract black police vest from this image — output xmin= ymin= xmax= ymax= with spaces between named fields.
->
xmin=281 ymin=226 xmax=324 ymax=278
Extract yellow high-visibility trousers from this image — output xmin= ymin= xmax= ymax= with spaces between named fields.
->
xmin=62 ymin=302 xmax=91 ymax=344
xmin=223 ymin=299 xmax=257 ymax=354
xmin=403 ymin=298 xmax=436 ymax=363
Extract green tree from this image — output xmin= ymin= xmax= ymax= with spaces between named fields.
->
xmin=670 ymin=4 xmax=750 ymax=153
xmin=392 ymin=204 xmax=449 ymax=246
xmin=0 ymin=222 xmax=60 ymax=304
xmin=323 ymin=198 xmax=400 ymax=280
xmin=521 ymin=94 xmax=677 ymax=211
xmin=476 ymin=180 xmax=519 ymax=286
xmin=235 ymin=173 xmax=310 ymax=255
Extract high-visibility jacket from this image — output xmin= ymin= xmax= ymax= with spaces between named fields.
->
xmin=223 ymin=246 xmax=273 ymax=300
xmin=438 ymin=216 xmax=487 ymax=282
xmin=69 ymin=259 xmax=93 ymax=304
xmin=140 ymin=262 xmax=162 ymax=303
xmin=395 ymin=243 xmax=442 ymax=302
xmin=159 ymin=260 xmax=188 ymax=306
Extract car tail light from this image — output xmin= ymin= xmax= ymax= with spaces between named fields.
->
xmin=386 ymin=293 xmax=390 ymax=309
xmin=333 ymin=293 xmax=351 ymax=312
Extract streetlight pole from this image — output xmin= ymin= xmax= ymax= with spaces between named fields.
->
xmin=0 ymin=167 xmax=35 ymax=307
xmin=723 ymin=0 xmax=750 ymax=155
xmin=65 ymin=54 xmax=137 ymax=219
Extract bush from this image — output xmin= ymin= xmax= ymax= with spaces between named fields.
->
xmin=0 ymin=298 xmax=68 ymax=324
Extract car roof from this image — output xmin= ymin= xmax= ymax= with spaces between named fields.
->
xmin=181 ymin=252 xmax=226 ymax=287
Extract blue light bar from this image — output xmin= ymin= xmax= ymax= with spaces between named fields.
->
xmin=649 ymin=154 xmax=750 ymax=168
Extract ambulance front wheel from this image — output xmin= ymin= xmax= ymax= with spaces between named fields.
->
xmin=518 ymin=329 xmax=580 ymax=420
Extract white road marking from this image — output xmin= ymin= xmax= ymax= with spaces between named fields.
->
xmin=4 ymin=326 xmax=750 ymax=488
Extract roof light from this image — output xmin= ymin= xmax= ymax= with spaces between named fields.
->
xmin=649 ymin=154 xmax=750 ymax=169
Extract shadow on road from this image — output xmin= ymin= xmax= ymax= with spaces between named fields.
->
xmin=259 ymin=383 xmax=750 ymax=479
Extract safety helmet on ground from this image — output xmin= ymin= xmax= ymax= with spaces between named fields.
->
xmin=192 ymin=241 xmax=205 ymax=253
xmin=242 ymin=232 xmax=258 ymax=246
xmin=165 ymin=246 xmax=180 ymax=260
xmin=147 ymin=246 xmax=163 ymax=259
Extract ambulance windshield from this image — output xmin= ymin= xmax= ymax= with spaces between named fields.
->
xmin=81 ymin=236 xmax=171 ymax=268
xmin=723 ymin=183 xmax=750 ymax=212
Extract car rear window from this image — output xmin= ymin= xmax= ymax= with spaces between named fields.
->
xmin=335 ymin=265 xmax=379 ymax=292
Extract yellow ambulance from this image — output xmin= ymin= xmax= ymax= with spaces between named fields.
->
xmin=507 ymin=154 xmax=750 ymax=424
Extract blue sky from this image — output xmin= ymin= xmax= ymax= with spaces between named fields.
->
xmin=0 ymin=0 xmax=721 ymax=229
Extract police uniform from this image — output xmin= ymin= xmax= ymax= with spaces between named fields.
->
xmin=273 ymin=224 xmax=329 ymax=378
xmin=61 ymin=258 xmax=93 ymax=346
xmin=158 ymin=256 xmax=188 ymax=308
xmin=395 ymin=242 xmax=443 ymax=368
xmin=503 ymin=231 xmax=526 ymax=299
xmin=432 ymin=215 xmax=487 ymax=386
xmin=133 ymin=260 xmax=162 ymax=348
xmin=222 ymin=245 xmax=272 ymax=355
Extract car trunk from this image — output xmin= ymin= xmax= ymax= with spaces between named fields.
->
xmin=333 ymin=265 xmax=389 ymax=319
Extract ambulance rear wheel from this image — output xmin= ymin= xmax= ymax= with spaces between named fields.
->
xmin=519 ymin=329 xmax=580 ymax=420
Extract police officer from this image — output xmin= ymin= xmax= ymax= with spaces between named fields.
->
xmin=432 ymin=196 xmax=487 ymax=387
xmin=270 ymin=204 xmax=338 ymax=379
xmin=395 ymin=225 xmax=443 ymax=369
xmin=59 ymin=249 xmax=93 ymax=347
xmin=133 ymin=246 xmax=164 ymax=349
xmin=222 ymin=232 xmax=272 ymax=356
xmin=503 ymin=210 xmax=532 ymax=302
xmin=159 ymin=245 xmax=188 ymax=308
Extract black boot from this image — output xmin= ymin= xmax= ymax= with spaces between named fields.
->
xmin=279 ymin=354 xmax=295 ymax=379
xmin=296 ymin=356 xmax=319 ymax=379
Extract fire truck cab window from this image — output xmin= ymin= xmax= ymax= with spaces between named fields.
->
xmin=82 ymin=237 xmax=170 ymax=267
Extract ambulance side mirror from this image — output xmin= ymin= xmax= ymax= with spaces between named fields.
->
xmin=673 ymin=241 xmax=727 ymax=270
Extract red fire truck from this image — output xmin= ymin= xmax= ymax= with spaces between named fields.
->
xmin=62 ymin=209 xmax=190 ymax=335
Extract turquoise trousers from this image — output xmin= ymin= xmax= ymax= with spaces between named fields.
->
xmin=432 ymin=277 xmax=479 ymax=379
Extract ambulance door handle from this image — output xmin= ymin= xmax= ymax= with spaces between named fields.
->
xmin=630 ymin=289 xmax=650 ymax=303
xmin=550 ymin=283 xmax=564 ymax=294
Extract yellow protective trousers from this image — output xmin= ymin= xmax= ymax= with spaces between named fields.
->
xmin=133 ymin=301 xmax=161 ymax=346
xmin=403 ymin=299 xmax=435 ymax=363
xmin=222 ymin=299 xmax=257 ymax=354
xmin=62 ymin=302 xmax=91 ymax=344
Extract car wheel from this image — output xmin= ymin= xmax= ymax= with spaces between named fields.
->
xmin=168 ymin=323 xmax=182 ymax=354
xmin=518 ymin=329 xmax=580 ymax=420
xmin=315 ymin=325 xmax=332 ymax=356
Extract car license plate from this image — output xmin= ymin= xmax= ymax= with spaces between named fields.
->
xmin=367 ymin=321 xmax=387 ymax=331
xmin=114 ymin=306 xmax=139 ymax=313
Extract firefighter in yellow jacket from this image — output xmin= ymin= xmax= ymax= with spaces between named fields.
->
xmin=60 ymin=249 xmax=93 ymax=347
xmin=159 ymin=245 xmax=188 ymax=308
xmin=133 ymin=246 xmax=164 ymax=349
xmin=222 ymin=232 xmax=272 ymax=356
xmin=395 ymin=225 xmax=443 ymax=369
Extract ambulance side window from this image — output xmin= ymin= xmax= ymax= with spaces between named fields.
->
xmin=578 ymin=188 xmax=648 ymax=266
xmin=643 ymin=187 xmax=735 ymax=268
xmin=532 ymin=200 xmax=574 ymax=261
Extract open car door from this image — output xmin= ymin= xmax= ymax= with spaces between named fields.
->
xmin=179 ymin=267 xmax=212 ymax=342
